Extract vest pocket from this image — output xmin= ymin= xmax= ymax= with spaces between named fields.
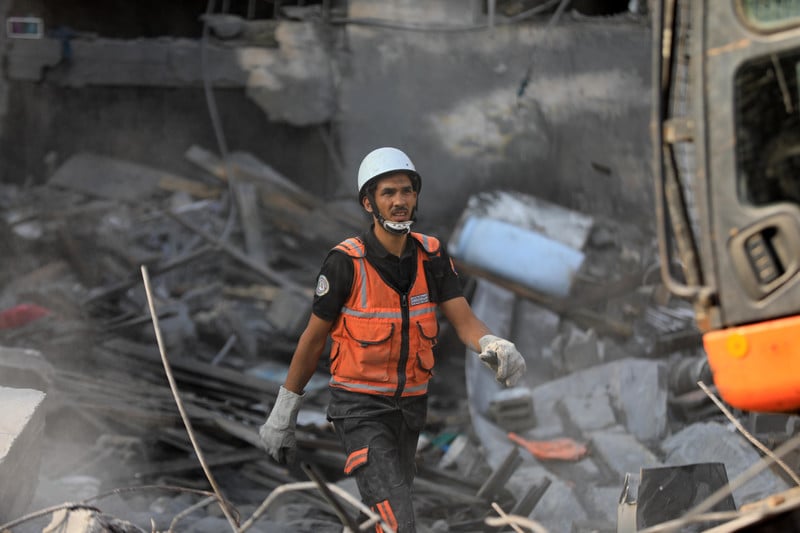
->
xmin=416 ymin=320 xmax=439 ymax=346
xmin=341 ymin=318 xmax=394 ymax=381
xmin=414 ymin=320 xmax=438 ymax=378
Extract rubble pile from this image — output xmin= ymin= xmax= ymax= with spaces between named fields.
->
xmin=0 ymin=148 xmax=798 ymax=533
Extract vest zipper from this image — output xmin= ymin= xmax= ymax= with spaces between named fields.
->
xmin=396 ymin=292 xmax=410 ymax=398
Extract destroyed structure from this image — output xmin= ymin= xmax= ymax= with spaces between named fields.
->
xmin=1 ymin=1 xmax=799 ymax=532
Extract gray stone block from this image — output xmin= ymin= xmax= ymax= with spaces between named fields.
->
xmin=488 ymin=387 xmax=536 ymax=432
xmin=571 ymin=457 xmax=602 ymax=481
xmin=589 ymin=428 xmax=662 ymax=482
xmin=560 ymin=388 xmax=617 ymax=432
xmin=581 ymin=485 xmax=622 ymax=525
xmin=507 ymin=464 xmax=588 ymax=533
xmin=0 ymin=346 xmax=54 ymax=392
xmin=530 ymin=358 xmax=668 ymax=442
xmin=612 ymin=359 xmax=668 ymax=443
xmin=0 ymin=387 xmax=46 ymax=521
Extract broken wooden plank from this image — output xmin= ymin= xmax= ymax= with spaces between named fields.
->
xmin=233 ymin=180 xmax=268 ymax=265
xmin=223 ymin=284 xmax=279 ymax=302
xmin=229 ymin=151 xmax=364 ymax=230
xmin=158 ymin=174 xmax=222 ymax=199
xmin=228 ymin=151 xmax=318 ymax=210
xmin=184 ymin=144 xmax=229 ymax=182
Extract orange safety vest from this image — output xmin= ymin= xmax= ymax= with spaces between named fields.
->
xmin=328 ymin=232 xmax=441 ymax=397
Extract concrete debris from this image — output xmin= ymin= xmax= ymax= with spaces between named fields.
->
xmin=0 ymin=387 xmax=46 ymax=522
xmin=487 ymin=387 xmax=536 ymax=432
xmin=0 ymin=148 xmax=797 ymax=533
xmin=463 ymin=232 xmax=798 ymax=532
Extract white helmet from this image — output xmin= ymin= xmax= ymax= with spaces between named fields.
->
xmin=356 ymin=147 xmax=421 ymax=235
xmin=357 ymin=147 xmax=421 ymax=199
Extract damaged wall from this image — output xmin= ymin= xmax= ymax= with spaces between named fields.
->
xmin=0 ymin=0 xmax=340 ymax=192
xmin=0 ymin=84 xmax=340 ymax=195
xmin=335 ymin=0 xmax=653 ymax=228
xmin=0 ymin=0 xmax=654 ymax=233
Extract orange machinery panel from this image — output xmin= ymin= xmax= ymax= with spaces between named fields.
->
xmin=704 ymin=314 xmax=800 ymax=413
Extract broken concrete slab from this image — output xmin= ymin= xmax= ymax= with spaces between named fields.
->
xmin=0 ymin=387 xmax=46 ymax=521
xmin=581 ymin=485 xmax=622 ymax=527
xmin=588 ymin=427 xmax=662 ymax=481
xmin=49 ymin=152 xmax=171 ymax=202
xmin=527 ymin=358 xmax=668 ymax=443
xmin=559 ymin=388 xmax=617 ymax=433
xmin=661 ymin=421 xmax=792 ymax=507
xmin=613 ymin=358 xmax=669 ymax=443
xmin=506 ymin=464 xmax=587 ymax=533
xmin=0 ymin=345 xmax=54 ymax=392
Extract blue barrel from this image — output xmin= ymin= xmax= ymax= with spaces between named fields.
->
xmin=450 ymin=216 xmax=585 ymax=298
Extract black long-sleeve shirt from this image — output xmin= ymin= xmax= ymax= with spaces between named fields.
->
xmin=311 ymin=226 xmax=464 ymax=322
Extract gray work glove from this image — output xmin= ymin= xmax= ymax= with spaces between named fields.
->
xmin=478 ymin=334 xmax=527 ymax=387
xmin=259 ymin=386 xmax=304 ymax=464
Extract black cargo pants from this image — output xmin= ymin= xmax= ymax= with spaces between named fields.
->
xmin=327 ymin=388 xmax=427 ymax=533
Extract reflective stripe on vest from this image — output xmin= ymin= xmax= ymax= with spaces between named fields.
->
xmin=329 ymin=233 xmax=440 ymax=397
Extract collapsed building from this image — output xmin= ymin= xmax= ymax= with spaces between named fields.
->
xmin=1 ymin=1 xmax=799 ymax=532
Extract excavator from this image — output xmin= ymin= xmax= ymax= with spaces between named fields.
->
xmin=654 ymin=0 xmax=800 ymax=414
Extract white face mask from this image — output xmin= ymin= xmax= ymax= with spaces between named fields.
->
xmin=382 ymin=219 xmax=414 ymax=235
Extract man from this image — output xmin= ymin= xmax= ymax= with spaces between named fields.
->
xmin=259 ymin=147 xmax=526 ymax=532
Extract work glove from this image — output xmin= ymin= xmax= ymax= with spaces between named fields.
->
xmin=478 ymin=334 xmax=527 ymax=387
xmin=259 ymin=386 xmax=304 ymax=464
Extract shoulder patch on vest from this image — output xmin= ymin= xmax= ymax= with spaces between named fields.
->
xmin=315 ymin=274 xmax=330 ymax=296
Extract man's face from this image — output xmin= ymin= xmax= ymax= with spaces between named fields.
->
xmin=363 ymin=172 xmax=417 ymax=224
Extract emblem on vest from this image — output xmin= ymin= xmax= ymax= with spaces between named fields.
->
xmin=409 ymin=293 xmax=429 ymax=306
